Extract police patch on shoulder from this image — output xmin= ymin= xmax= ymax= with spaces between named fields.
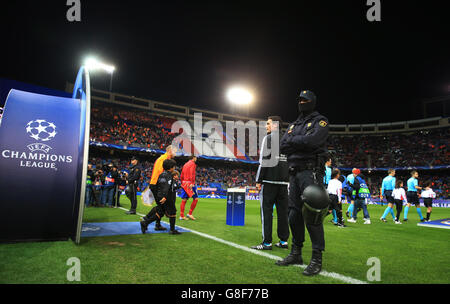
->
xmin=319 ymin=120 xmax=328 ymax=127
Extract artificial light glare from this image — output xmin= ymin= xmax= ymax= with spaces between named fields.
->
xmin=84 ymin=57 xmax=115 ymax=73
xmin=227 ymin=87 xmax=254 ymax=105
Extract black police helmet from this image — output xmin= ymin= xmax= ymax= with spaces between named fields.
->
xmin=301 ymin=184 xmax=330 ymax=210
xmin=124 ymin=185 xmax=132 ymax=199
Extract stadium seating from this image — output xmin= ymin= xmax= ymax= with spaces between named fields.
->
xmin=88 ymin=102 xmax=448 ymax=197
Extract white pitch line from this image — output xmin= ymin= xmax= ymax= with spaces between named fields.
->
xmin=116 ymin=207 xmax=367 ymax=284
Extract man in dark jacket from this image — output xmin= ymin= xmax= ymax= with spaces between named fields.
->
xmin=251 ymin=116 xmax=289 ymax=250
xmin=85 ymin=163 xmax=97 ymax=207
xmin=115 ymin=170 xmax=127 ymax=207
xmin=140 ymin=159 xmax=181 ymax=235
xmin=276 ymin=90 xmax=330 ymax=276
xmin=125 ymin=156 xmax=141 ymax=215
xmin=102 ymin=163 xmax=120 ymax=207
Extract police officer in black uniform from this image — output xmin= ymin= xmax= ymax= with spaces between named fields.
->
xmin=126 ymin=156 xmax=141 ymax=215
xmin=276 ymin=90 xmax=330 ymax=276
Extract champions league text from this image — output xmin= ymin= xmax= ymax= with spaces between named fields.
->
xmin=1 ymin=150 xmax=73 ymax=170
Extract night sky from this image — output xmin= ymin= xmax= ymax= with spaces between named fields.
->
xmin=2 ymin=1 xmax=449 ymax=124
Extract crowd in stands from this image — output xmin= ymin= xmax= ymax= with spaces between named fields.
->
xmin=89 ymin=153 xmax=448 ymax=199
xmin=88 ymin=103 xmax=448 ymax=198
xmin=328 ymin=128 xmax=450 ymax=168
xmin=90 ymin=103 xmax=449 ymax=169
xmin=196 ymin=166 xmax=255 ymax=188
xmin=90 ymin=104 xmax=176 ymax=150
xmin=88 ymin=156 xmax=256 ymax=192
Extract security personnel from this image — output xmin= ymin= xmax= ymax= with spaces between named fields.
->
xmin=277 ymin=89 xmax=330 ymax=276
xmin=126 ymin=156 xmax=141 ymax=215
xmin=251 ymin=116 xmax=289 ymax=250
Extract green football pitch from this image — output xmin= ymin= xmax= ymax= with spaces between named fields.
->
xmin=1 ymin=196 xmax=449 ymax=284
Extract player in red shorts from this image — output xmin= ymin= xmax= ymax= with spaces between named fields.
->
xmin=179 ymin=155 xmax=198 ymax=220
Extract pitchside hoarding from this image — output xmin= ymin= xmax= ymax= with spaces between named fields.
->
xmin=0 ymin=89 xmax=81 ymax=242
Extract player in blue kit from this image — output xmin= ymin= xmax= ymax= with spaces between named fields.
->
xmin=323 ymin=157 xmax=337 ymax=224
xmin=380 ymin=169 xmax=397 ymax=222
xmin=404 ymin=170 xmax=425 ymax=222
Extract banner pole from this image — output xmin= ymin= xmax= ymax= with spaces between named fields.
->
xmin=75 ymin=66 xmax=91 ymax=244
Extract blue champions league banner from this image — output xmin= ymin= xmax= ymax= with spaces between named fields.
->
xmin=0 ymin=89 xmax=82 ymax=242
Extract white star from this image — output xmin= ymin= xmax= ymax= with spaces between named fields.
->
xmin=36 ymin=124 xmax=47 ymax=134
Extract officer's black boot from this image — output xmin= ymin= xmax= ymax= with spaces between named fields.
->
xmin=275 ymin=244 xmax=303 ymax=266
xmin=303 ymin=249 xmax=322 ymax=276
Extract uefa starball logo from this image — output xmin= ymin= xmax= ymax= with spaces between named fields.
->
xmin=1 ymin=118 xmax=73 ymax=171
xmin=26 ymin=119 xmax=57 ymax=142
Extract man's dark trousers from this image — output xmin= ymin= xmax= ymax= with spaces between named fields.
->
xmin=259 ymin=183 xmax=289 ymax=244
xmin=130 ymin=184 xmax=138 ymax=211
xmin=288 ymin=169 xmax=325 ymax=251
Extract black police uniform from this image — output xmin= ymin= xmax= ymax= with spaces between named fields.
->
xmin=277 ymin=90 xmax=329 ymax=276
xmin=140 ymin=171 xmax=181 ymax=234
xmin=254 ymin=130 xmax=290 ymax=248
xmin=127 ymin=163 xmax=141 ymax=213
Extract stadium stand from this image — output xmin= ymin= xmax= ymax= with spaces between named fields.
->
xmin=67 ymin=84 xmax=449 ymax=198
xmin=88 ymin=153 xmax=256 ymax=193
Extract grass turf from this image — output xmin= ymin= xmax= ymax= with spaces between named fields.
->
xmin=1 ymin=196 xmax=449 ymax=284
